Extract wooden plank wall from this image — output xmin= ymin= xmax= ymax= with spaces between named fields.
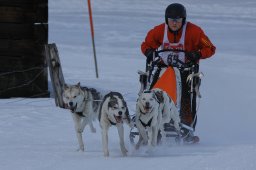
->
xmin=0 ymin=0 xmax=49 ymax=98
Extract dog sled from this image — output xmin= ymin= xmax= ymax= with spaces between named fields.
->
xmin=130 ymin=49 xmax=202 ymax=145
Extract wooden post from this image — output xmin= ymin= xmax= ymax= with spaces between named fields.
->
xmin=45 ymin=43 xmax=65 ymax=108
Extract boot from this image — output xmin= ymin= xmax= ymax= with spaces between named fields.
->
xmin=181 ymin=127 xmax=200 ymax=144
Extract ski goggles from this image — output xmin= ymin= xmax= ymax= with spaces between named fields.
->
xmin=168 ymin=18 xmax=183 ymax=23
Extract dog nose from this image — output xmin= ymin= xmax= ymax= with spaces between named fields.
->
xmin=69 ymin=102 xmax=73 ymax=106
xmin=145 ymin=102 xmax=150 ymax=107
xmin=118 ymin=111 xmax=122 ymax=116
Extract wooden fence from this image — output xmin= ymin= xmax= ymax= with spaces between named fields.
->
xmin=0 ymin=0 xmax=48 ymax=98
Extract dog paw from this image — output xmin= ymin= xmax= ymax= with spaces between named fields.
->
xmin=76 ymin=147 xmax=85 ymax=152
xmin=121 ymin=148 xmax=128 ymax=156
xmin=135 ymin=144 xmax=140 ymax=150
xmin=122 ymin=151 xmax=128 ymax=157
xmin=90 ymin=127 xmax=96 ymax=133
xmin=76 ymin=128 xmax=83 ymax=133
xmin=146 ymin=147 xmax=155 ymax=154
xmin=142 ymin=140 xmax=148 ymax=145
xmin=146 ymin=149 xmax=153 ymax=154
xmin=104 ymin=151 xmax=109 ymax=157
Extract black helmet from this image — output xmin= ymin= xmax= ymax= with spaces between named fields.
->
xmin=165 ymin=3 xmax=186 ymax=24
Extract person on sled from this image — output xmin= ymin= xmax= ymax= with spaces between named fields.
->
xmin=141 ymin=3 xmax=216 ymax=143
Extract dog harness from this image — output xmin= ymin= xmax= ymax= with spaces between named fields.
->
xmin=73 ymin=97 xmax=87 ymax=117
xmin=139 ymin=117 xmax=153 ymax=128
xmin=139 ymin=108 xmax=154 ymax=128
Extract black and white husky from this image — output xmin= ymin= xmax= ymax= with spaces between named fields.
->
xmin=98 ymin=92 xmax=131 ymax=157
xmin=62 ymin=82 xmax=101 ymax=151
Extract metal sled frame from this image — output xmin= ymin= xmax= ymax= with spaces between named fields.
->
xmin=130 ymin=49 xmax=202 ymax=145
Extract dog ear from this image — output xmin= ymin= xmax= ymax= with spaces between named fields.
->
xmin=108 ymin=95 xmax=117 ymax=108
xmin=154 ymin=90 xmax=164 ymax=103
xmin=76 ymin=82 xmax=81 ymax=88
xmin=123 ymin=100 xmax=131 ymax=123
xmin=76 ymin=82 xmax=85 ymax=94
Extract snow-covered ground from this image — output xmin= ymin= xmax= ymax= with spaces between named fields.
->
xmin=1 ymin=0 xmax=256 ymax=169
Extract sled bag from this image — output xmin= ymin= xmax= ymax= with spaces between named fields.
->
xmin=153 ymin=67 xmax=181 ymax=112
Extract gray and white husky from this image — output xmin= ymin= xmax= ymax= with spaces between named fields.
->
xmin=62 ymin=82 xmax=101 ymax=151
xmin=98 ymin=92 xmax=131 ymax=157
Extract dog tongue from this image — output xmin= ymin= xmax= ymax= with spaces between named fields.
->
xmin=144 ymin=106 xmax=151 ymax=112
xmin=114 ymin=116 xmax=122 ymax=123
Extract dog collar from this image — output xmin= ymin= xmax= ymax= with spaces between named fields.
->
xmin=75 ymin=112 xmax=85 ymax=117
xmin=71 ymin=97 xmax=87 ymax=113
xmin=108 ymin=118 xmax=116 ymax=126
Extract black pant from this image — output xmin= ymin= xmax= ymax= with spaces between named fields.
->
xmin=180 ymin=69 xmax=198 ymax=129
xmin=150 ymin=66 xmax=199 ymax=129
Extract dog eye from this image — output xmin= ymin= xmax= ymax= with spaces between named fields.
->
xmin=113 ymin=106 xmax=118 ymax=109
xmin=121 ymin=107 xmax=125 ymax=110
xmin=73 ymin=95 xmax=77 ymax=98
xmin=142 ymin=98 xmax=146 ymax=101
xmin=150 ymin=98 xmax=154 ymax=101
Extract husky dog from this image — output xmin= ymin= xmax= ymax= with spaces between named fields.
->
xmin=62 ymin=82 xmax=101 ymax=151
xmin=152 ymin=88 xmax=180 ymax=142
xmin=98 ymin=92 xmax=131 ymax=157
xmin=135 ymin=89 xmax=180 ymax=150
xmin=135 ymin=90 xmax=161 ymax=151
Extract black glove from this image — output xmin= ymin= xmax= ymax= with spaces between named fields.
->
xmin=186 ymin=51 xmax=201 ymax=62
xmin=145 ymin=48 xmax=155 ymax=63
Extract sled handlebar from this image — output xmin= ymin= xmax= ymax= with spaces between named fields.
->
xmin=150 ymin=49 xmax=197 ymax=69
xmin=145 ymin=49 xmax=198 ymax=85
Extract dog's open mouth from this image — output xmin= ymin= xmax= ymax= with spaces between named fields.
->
xmin=70 ymin=103 xmax=77 ymax=113
xmin=143 ymin=106 xmax=152 ymax=113
xmin=114 ymin=115 xmax=123 ymax=124
xmin=64 ymin=103 xmax=69 ymax=109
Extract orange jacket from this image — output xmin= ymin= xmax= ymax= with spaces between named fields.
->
xmin=141 ymin=22 xmax=216 ymax=60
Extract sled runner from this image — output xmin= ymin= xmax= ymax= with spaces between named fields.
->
xmin=130 ymin=49 xmax=203 ymax=145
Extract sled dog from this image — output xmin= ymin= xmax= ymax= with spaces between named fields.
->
xmin=135 ymin=90 xmax=161 ymax=151
xmin=98 ymin=92 xmax=131 ymax=157
xmin=152 ymin=88 xmax=180 ymax=142
xmin=62 ymin=82 xmax=101 ymax=151
xmin=135 ymin=89 xmax=180 ymax=150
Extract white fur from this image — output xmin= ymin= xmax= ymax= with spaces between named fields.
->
xmin=135 ymin=91 xmax=161 ymax=152
xmin=99 ymin=92 xmax=131 ymax=157
xmin=135 ymin=89 xmax=181 ymax=151
xmin=62 ymin=82 xmax=99 ymax=152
